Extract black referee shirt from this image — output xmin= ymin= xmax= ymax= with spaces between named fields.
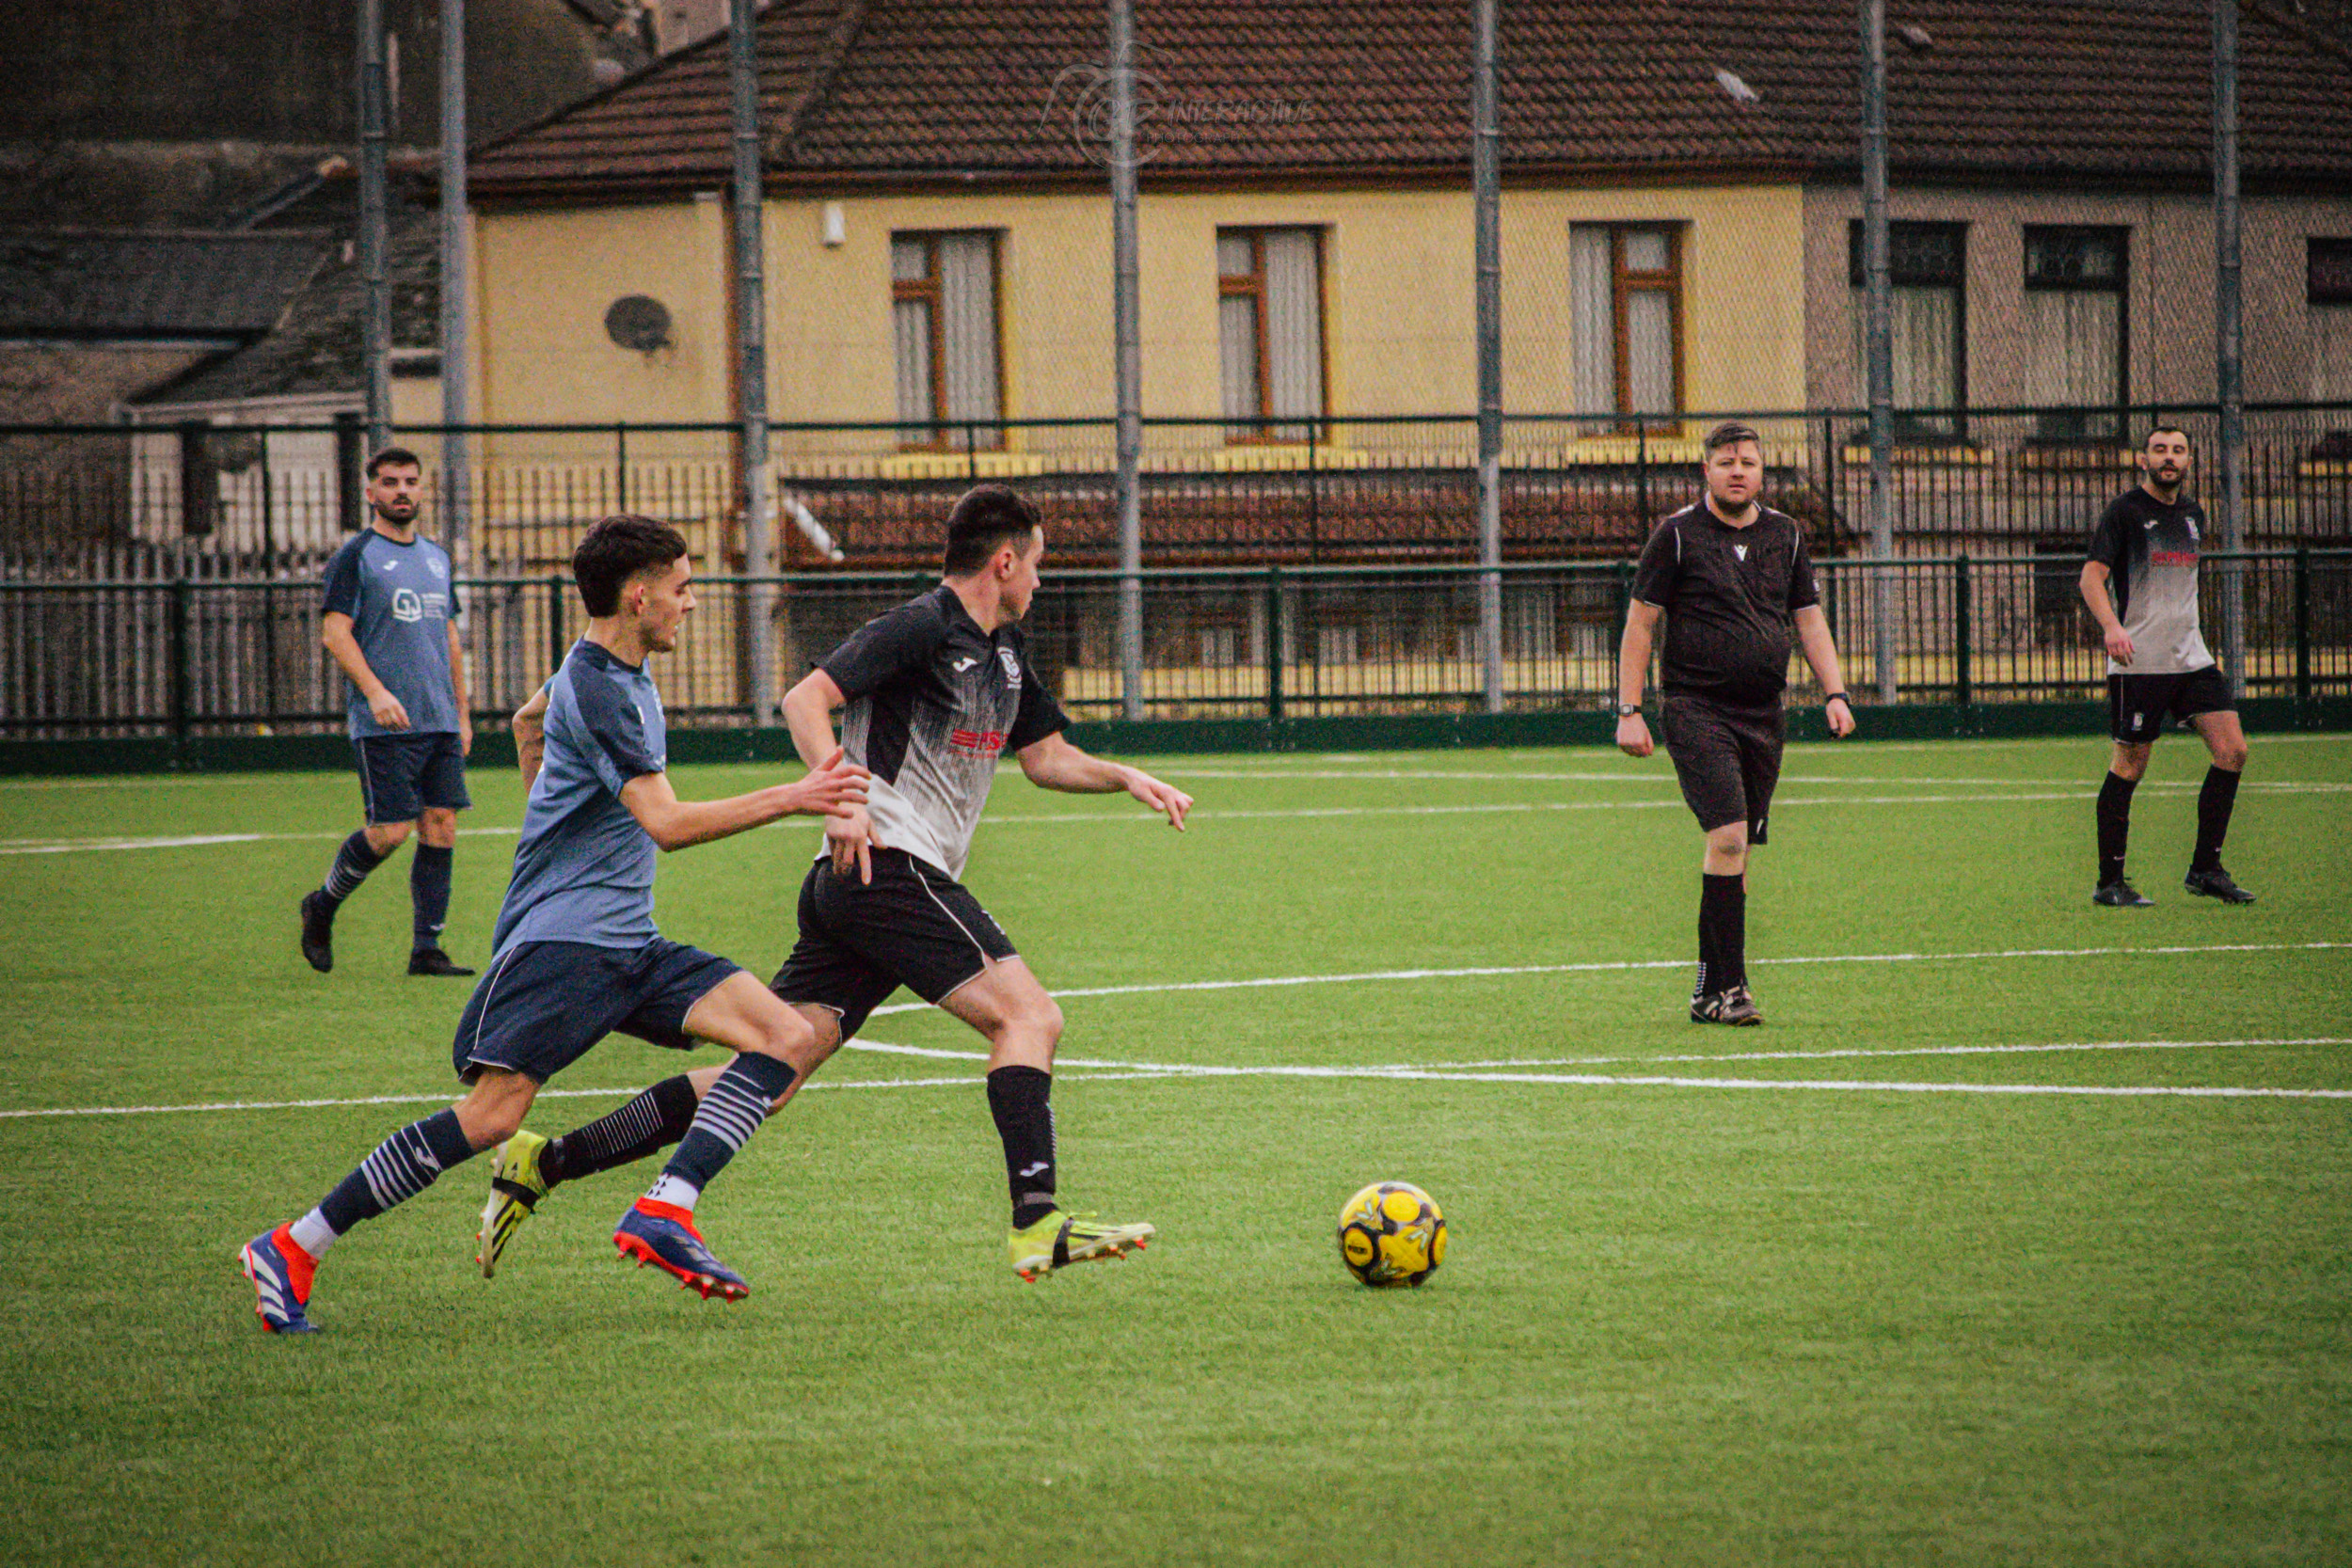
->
xmin=1630 ymin=500 xmax=1820 ymax=706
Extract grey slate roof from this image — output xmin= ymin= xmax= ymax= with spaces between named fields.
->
xmin=0 ymin=230 xmax=330 ymax=339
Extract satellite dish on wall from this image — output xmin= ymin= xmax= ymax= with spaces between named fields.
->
xmin=605 ymin=294 xmax=674 ymax=353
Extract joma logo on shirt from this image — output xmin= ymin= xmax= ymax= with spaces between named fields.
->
xmin=950 ymin=728 xmax=1008 ymax=752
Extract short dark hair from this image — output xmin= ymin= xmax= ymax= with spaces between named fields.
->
xmin=2145 ymin=424 xmax=2193 ymax=450
xmin=942 ymin=484 xmax=1042 ymax=576
xmin=365 ymin=446 xmax=421 ymax=477
xmin=1703 ymin=421 xmax=1762 ymax=456
xmin=573 ymin=514 xmax=690 ymax=616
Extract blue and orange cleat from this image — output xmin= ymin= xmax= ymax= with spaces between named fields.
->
xmin=237 ymin=1225 xmax=320 ymax=1334
xmin=613 ymin=1200 xmax=749 ymax=1302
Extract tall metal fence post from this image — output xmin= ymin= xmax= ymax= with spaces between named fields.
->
xmin=2294 ymin=546 xmax=2312 ymax=702
xmin=615 ymin=421 xmax=629 ymax=513
xmin=2214 ymin=0 xmax=2248 ymax=695
xmin=1472 ymin=0 xmax=1504 ymax=715
xmin=1953 ymin=552 xmax=1972 ymax=706
xmin=1861 ymin=0 xmax=1898 ymax=704
xmin=358 ymin=0 xmax=391 ymax=453
xmin=335 ymin=412 xmax=365 ymax=533
xmin=1264 ymin=565 xmax=1284 ymax=721
xmin=730 ymin=0 xmax=777 ymax=725
xmin=1110 ymin=0 xmax=1144 ymax=722
xmin=440 ymin=0 xmax=471 ymax=569
xmin=169 ymin=578 xmax=194 ymax=761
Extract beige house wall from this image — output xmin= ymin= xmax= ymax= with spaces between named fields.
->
xmin=477 ymin=182 xmax=1811 ymax=451
xmin=1803 ymin=183 xmax=2352 ymax=411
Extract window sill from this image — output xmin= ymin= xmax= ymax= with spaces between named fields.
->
xmin=1559 ymin=435 xmax=1706 ymax=466
xmin=1837 ymin=443 xmax=1993 ymax=467
xmin=2011 ymin=445 xmax=2137 ymax=472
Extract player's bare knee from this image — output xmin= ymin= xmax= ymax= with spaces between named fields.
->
xmin=2110 ymin=744 xmax=2152 ymax=781
xmin=2214 ymin=738 xmax=2249 ymax=772
xmin=368 ymin=819 xmax=416 ymax=852
xmin=795 ymin=1006 xmax=843 ymax=1061
xmin=419 ymin=808 xmax=458 ymax=847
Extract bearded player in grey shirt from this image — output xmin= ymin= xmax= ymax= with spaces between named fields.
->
xmin=2078 ymin=425 xmax=2255 ymax=907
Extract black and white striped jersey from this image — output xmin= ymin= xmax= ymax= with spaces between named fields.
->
xmin=818 ymin=585 xmax=1069 ymax=879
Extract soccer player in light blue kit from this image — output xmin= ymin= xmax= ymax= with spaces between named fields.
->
xmin=240 ymin=515 xmax=867 ymax=1333
xmin=299 ymin=447 xmax=477 ymax=977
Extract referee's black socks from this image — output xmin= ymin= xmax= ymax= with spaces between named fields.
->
xmin=2192 ymin=765 xmax=2242 ymax=875
xmin=2096 ymin=771 xmax=2138 ymax=886
xmin=1697 ymin=873 xmax=1746 ymax=997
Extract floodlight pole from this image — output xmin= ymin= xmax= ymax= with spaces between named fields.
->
xmin=731 ymin=0 xmax=777 ymax=723
xmin=1111 ymin=0 xmax=1144 ymax=721
xmin=1473 ymin=0 xmax=1504 ymax=713
xmin=1860 ymin=0 xmax=1897 ymax=704
xmin=439 ymin=0 xmax=469 ymax=567
xmin=358 ymin=0 xmax=392 ymax=454
xmin=2214 ymin=0 xmax=2247 ymax=693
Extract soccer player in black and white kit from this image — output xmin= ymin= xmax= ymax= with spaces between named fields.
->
xmin=2079 ymin=425 xmax=2255 ymax=906
xmin=1614 ymin=422 xmax=1855 ymax=1026
xmin=477 ymin=486 xmax=1192 ymax=1284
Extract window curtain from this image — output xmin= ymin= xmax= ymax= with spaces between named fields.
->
xmin=891 ymin=238 xmax=932 ymax=439
xmin=937 ymin=232 xmax=1000 ymax=447
xmin=1569 ymin=225 xmax=1613 ymax=419
xmin=2022 ymin=290 xmax=2122 ymax=436
xmin=1851 ymin=285 xmax=1961 ymax=434
xmin=1262 ymin=229 xmax=1324 ymax=442
xmin=1217 ymin=233 xmax=1260 ymax=436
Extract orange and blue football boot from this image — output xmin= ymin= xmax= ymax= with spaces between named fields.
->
xmin=237 ymin=1225 xmax=320 ymax=1334
xmin=613 ymin=1200 xmax=749 ymax=1302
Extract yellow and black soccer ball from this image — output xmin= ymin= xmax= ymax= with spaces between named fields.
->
xmin=1337 ymin=1180 xmax=1447 ymax=1288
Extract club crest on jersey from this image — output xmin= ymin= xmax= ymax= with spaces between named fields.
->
xmin=390 ymin=587 xmax=424 ymax=623
xmin=997 ymin=646 xmax=1022 ymax=687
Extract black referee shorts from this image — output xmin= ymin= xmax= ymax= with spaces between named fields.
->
xmin=1661 ymin=693 xmax=1786 ymax=844
xmin=770 ymin=848 xmax=1018 ymax=1040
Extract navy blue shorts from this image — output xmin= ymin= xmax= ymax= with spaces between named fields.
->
xmin=452 ymin=938 xmax=741 ymax=1084
xmin=355 ymin=732 xmax=470 ymax=824
xmin=770 ymin=849 xmax=1017 ymax=1040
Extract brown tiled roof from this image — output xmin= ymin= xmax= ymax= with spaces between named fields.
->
xmin=469 ymin=0 xmax=2352 ymax=198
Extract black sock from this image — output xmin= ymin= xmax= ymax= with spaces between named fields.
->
xmin=543 ymin=1074 xmax=701 ymax=1191
xmin=316 ymin=1109 xmax=475 ymax=1234
xmin=986 ymin=1066 xmax=1057 ymax=1228
xmin=2192 ymin=766 xmax=2241 ymax=874
xmin=2096 ymin=770 xmax=2138 ymax=886
xmin=319 ymin=831 xmax=388 ymax=909
xmin=1697 ymin=873 xmax=1746 ymax=995
xmin=410 ymin=844 xmax=453 ymax=952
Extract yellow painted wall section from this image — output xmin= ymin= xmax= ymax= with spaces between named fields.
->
xmin=475 ymin=198 xmax=731 ymax=452
xmin=480 ymin=182 xmax=1808 ymax=438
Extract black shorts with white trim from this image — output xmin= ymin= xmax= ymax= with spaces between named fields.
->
xmin=770 ymin=847 xmax=1017 ymax=1040
xmin=2107 ymin=664 xmax=2233 ymax=744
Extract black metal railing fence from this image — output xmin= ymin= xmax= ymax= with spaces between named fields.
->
xmin=5 ymin=552 xmax=2346 ymax=740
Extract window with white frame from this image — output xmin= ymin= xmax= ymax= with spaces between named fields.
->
xmin=1849 ymin=221 xmax=1967 ymax=437
xmin=1570 ymin=223 xmax=1683 ymax=433
xmin=892 ymin=231 xmax=1002 ymax=448
xmin=1217 ymin=228 xmax=1326 ymax=442
xmin=2022 ymin=226 xmax=2127 ymax=440
xmin=2311 ymin=239 xmax=2352 ymax=404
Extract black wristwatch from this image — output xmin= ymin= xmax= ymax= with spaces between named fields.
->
xmin=1824 ymin=692 xmax=1851 ymax=709
xmin=1614 ymin=703 xmax=1643 ymax=718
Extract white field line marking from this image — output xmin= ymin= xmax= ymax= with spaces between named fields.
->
xmin=0 ymin=826 xmax=525 ymax=856
xmin=1147 ymin=767 xmax=2339 ymax=791
xmin=7 ymin=1037 xmax=2345 ymax=1120
xmin=863 ymin=941 xmax=2350 ymax=1017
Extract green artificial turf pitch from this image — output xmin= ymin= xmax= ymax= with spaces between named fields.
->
xmin=1 ymin=736 xmax=2347 ymax=1566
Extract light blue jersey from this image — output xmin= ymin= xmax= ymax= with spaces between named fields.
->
xmin=321 ymin=528 xmax=461 ymax=737
xmin=491 ymin=641 xmax=667 ymax=956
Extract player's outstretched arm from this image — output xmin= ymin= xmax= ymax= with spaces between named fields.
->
xmin=510 ymin=685 xmax=552 ymax=788
xmin=1016 ymin=732 xmax=1192 ymax=829
xmin=1793 ymin=605 xmax=1854 ymax=738
xmin=618 ymin=749 xmax=868 ymax=852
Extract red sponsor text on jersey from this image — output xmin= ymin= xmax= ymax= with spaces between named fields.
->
xmin=949 ymin=727 xmax=1008 ymax=753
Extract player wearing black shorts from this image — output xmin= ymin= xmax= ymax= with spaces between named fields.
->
xmin=2079 ymin=426 xmax=2255 ymax=906
xmin=300 ymin=447 xmax=480 ymax=977
xmin=1614 ymin=422 xmax=1855 ymax=1025
xmin=235 ymin=515 xmax=866 ymax=1332
xmin=482 ymin=485 xmax=1194 ymax=1284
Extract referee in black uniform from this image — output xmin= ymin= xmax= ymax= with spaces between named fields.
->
xmin=1614 ymin=421 xmax=1855 ymax=1025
